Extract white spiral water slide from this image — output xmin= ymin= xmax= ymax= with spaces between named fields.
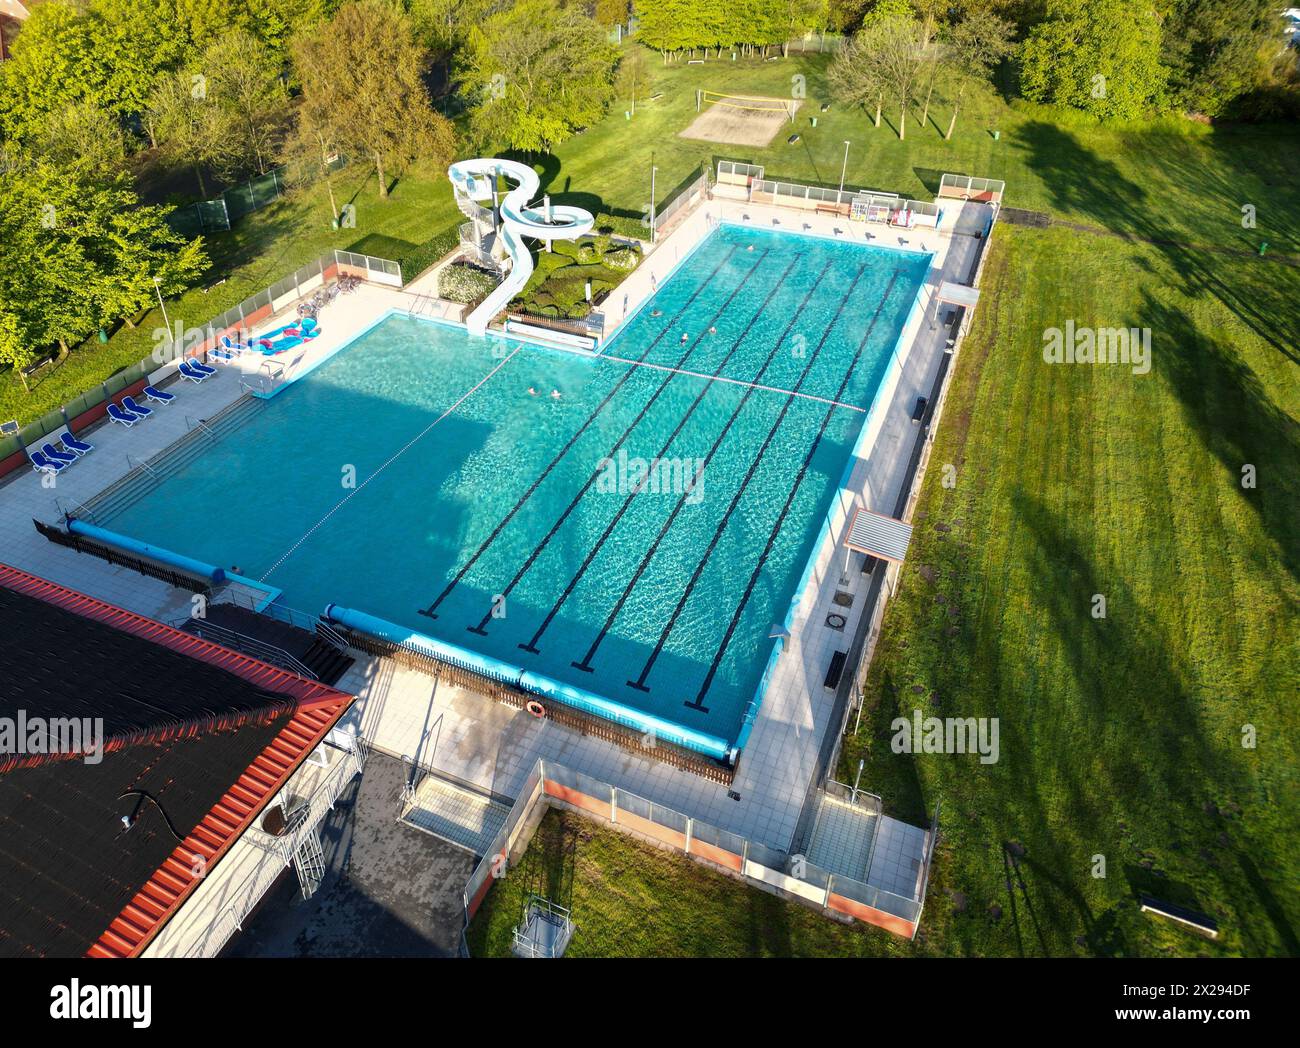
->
xmin=447 ymin=158 xmax=595 ymax=336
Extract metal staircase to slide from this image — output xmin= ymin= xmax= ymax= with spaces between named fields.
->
xmin=447 ymin=158 xmax=595 ymax=336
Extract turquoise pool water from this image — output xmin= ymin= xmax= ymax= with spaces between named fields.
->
xmin=106 ymin=226 xmax=929 ymax=758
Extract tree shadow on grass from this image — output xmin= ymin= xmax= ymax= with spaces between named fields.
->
xmin=1015 ymin=122 xmax=1300 ymax=583
xmin=1138 ymin=289 xmax=1300 ymax=584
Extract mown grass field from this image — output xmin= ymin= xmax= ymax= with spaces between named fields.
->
xmin=466 ymin=808 xmax=916 ymax=957
xmin=837 ymin=224 xmax=1299 ymax=957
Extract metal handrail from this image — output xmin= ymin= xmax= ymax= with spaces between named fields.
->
xmin=172 ymin=617 xmax=316 ymax=679
xmin=179 ymin=736 xmax=367 ymax=957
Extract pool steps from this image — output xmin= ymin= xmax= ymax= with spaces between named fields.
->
xmin=77 ymin=393 xmax=267 ymax=526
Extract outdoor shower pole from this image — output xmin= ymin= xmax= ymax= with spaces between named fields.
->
xmin=153 ymin=276 xmax=172 ymax=341
xmin=839 ymin=141 xmax=851 ymax=194
xmin=650 ymin=161 xmax=658 ymax=243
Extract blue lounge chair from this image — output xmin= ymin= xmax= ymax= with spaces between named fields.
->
xmin=178 ymin=360 xmax=209 ymax=383
xmin=41 ymin=442 xmax=78 ymax=465
xmin=190 ymin=359 xmax=218 ymax=376
xmin=29 ymin=450 xmax=67 ymax=475
xmin=107 ymin=403 xmax=140 ymax=427
xmin=121 ymin=395 xmax=154 ymax=418
xmin=142 ymin=384 xmax=175 ymax=405
xmin=58 ymin=431 xmax=94 ymax=456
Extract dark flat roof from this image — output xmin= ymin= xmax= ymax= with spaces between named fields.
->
xmin=0 ymin=565 xmax=351 ymax=958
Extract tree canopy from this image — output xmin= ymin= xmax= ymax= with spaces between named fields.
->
xmin=460 ymin=0 xmax=619 ymax=153
xmin=1019 ymin=0 xmax=1167 ymax=120
xmin=294 ymin=0 xmax=456 ymax=198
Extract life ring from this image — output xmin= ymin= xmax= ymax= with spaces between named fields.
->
xmin=525 ymin=700 xmax=546 ymax=719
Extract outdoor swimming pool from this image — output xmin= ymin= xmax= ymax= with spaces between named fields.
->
xmin=101 ymin=225 xmax=930 ymax=762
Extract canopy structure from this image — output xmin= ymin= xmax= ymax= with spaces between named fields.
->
xmin=937 ymin=281 xmax=980 ymax=309
xmin=845 ymin=507 xmax=913 ymax=565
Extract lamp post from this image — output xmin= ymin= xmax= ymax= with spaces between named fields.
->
xmin=153 ymin=276 xmax=172 ymax=340
xmin=839 ymin=140 xmax=851 ymax=194
xmin=650 ymin=160 xmax=658 ymax=243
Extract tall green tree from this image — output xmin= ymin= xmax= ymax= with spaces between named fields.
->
xmin=1163 ymin=0 xmax=1276 ymax=116
xmin=460 ymin=0 xmax=618 ymax=153
xmin=28 ymin=101 xmax=129 ymax=176
xmin=203 ymin=28 xmax=291 ymax=174
xmin=0 ymin=0 xmax=97 ymax=139
xmin=0 ymin=165 xmax=206 ymax=361
xmin=294 ymin=0 xmax=456 ymax=199
xmin=830 ymin=4 xmax=927 ymax=138
xmin=940 ymin=7 xmax=1015 ymax=138
xmin=147 ymin=68 xmax=238 ymax=196
xmin=1019 ymin=0 xmax=1167 ymax=120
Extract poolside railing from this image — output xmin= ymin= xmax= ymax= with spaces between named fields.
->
xmin=463 ymin=758 xmax=933 ymax=944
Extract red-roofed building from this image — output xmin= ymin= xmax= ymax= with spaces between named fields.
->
xmin=0 ymin=563 xmax=364 ymax=958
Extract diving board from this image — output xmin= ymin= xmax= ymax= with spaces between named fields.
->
xmin=844 ymin=507 xmax=913 ymax=564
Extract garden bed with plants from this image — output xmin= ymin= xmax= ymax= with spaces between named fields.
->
xmin=512 ymin=235 xmax=643 ymax=320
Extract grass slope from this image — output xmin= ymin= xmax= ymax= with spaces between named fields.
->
xmin=838 ymin=224 xmax=1299 ymax=957
xmin=466 ymin=808 xmax=917 ymax=957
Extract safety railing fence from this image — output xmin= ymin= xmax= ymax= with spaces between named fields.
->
xmin=205 ymin=249 xmax=402 ymax=345
xmin=716 ymin=160 xmax=766 ymax=186
xmin=463 ymin=759 xmax=931 ymax=942
xmin=166 ymin=156 xmax=348 ymax=237
xmin=0 ymin=250 xmax=401 ymax=480
xmin=167 ymin=615 xmax=316 ymax=679
xmin=174 ymin=731 xmax=368 ymax=957
xmin=823 ymin=777 xmax=884 ymax=816
xmin=938 ymin=173 xmax=1006 ymax=203
xmin=654 ymin=168 xmax=711 ymax=237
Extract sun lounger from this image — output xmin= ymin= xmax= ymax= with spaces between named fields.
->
xmin=121 ymin=395 xmax=153 ymax=418
xmin=142 ymin=384 xmax=175 ymax=404
xmin=58 ymin=431 xmax=94 ymax=456
xmin=29 ymin=450 xmax=67 ymax=474
xmin=178 ymin=360 xmax=209 ymax=382
xmin=189 ymin=359 xmax=217 ymax=375
xmin=107 ymin=403 xmax=140 ymax=426
xmin=41 ymin=442 xmax=78 ymax=465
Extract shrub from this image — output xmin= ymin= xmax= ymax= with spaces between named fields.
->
xmin=605 ymin=247 xmax=639 ymax=271
xmin=439 ymin=262 xmax=499 ymax=304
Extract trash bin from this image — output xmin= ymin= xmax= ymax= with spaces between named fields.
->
xmin=992 ymin=130 xmax=1001 ymax=141
xmin=98 ymin=329 xmax=108 ymax=343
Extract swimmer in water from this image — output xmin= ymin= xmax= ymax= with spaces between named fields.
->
xmin=651 ymin=308 xmax=662 ymax=317
xmin=550 ymin=389 xmax=562 ymax=400
xmin=680 ymin=333 xmax=689 ymax=344
xmin=746 ymin=244 xmax=755 ymax=252
xmin=709 ymin=325 xmax=717 ymax=335
xmin=527 ymin=387 xmax=538 ymax=396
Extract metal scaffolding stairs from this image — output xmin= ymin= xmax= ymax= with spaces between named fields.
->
xmin=293 ymin=826 xmax=326 ymax=899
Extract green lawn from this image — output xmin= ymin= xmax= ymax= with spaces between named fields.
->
xmin=466 ymin=808 xmax=920 ymax=957
xmin=468 ymin=224 xmax=1299 ymax=959
xmin=838 ymin=223 xmax=1299 ymax=957
xmin=543 ymin=52 xmax=1300 ymax=254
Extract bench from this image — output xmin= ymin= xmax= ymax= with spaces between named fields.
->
xmin=815 ymin=203 xmax=843 ymax=216
xmin=823 ymin=650 xmax=848 ymax=690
